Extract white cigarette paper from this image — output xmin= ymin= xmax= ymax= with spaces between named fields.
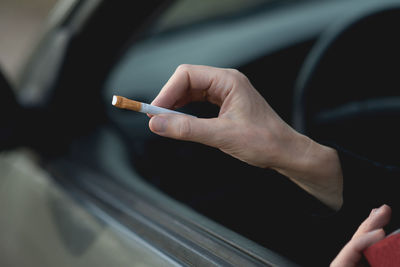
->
xmin=112 ymin=95 xmax=195 ymax=117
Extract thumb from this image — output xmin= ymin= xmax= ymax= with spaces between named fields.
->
xmin=149 ymin=114 xmax=222 ymax=147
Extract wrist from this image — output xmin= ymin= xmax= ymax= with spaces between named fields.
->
xmin=272 ymin=132 xmax=343 ymax=210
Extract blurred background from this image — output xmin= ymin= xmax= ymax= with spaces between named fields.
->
xmin=0 ymin=0 xmax=57 ymax=85
xmin=0 ymin=1 xmax=55 ymax=265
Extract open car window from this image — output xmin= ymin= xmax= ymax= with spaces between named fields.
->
xmin=11 ymin=0 xmax=400 ymax=265
xmin=100 ymin=0 xmax=324 ymax=265
xmin=36 ymin=0 xmax=303 ymax=265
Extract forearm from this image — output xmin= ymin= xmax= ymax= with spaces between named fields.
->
xmin=273 ymin=133 xmax=344 ymax=210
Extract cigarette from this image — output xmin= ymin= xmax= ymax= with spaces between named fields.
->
xmin=112 ymin=95 xmax=193 ymax=117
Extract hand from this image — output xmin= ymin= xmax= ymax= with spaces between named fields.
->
xmin=149 ymin=64 xmax=343 ymax=209
xmin=150 ymin=64 xmax=297 ymax=168
xmin=331 ymin=204 xmax=391 ymax=267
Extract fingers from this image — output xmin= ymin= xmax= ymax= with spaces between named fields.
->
xmin=330 ymin=204 xmax=391 ymax=267
xmin=352 ymin=204 xmax=391 ymax=239
xmin=331 ymin=229 xmax=386 ymax=267
xmin=149 ymin=114 xmax=225 ymax=147
xmin=151 ymin=64 xmax=243 ymax=109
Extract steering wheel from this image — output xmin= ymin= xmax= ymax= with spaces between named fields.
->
xmin=293 ymin=5 xmax=400 ymax=165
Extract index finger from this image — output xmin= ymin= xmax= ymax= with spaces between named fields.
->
xmin=151 ymin=64 xmax=236 ymax=109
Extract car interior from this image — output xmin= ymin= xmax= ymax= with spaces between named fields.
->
xmin=1 ymin=0 xmax=400 ymax=266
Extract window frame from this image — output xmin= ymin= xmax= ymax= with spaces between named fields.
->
xmin=18 ymin=0 xmax=398 ymax=265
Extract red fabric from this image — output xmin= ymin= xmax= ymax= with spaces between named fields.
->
xmin=363 ymin=233 xmax=400 ymax=267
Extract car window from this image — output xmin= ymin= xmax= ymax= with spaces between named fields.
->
xmin=103 ymin=0 xmax=314 ymax=104
xmin=103 ymin=0 xmax=292 ymax=141
xmin=102 ymin=0 xmax=333 ymax=263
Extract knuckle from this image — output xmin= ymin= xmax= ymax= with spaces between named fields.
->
xmin=226 ymin=68 xmax=241 ymax=75
xmin=226 ymin=68 xmax=249 ymax=82
xmin=178 ymin=118 xmax=192 ymax=139
xmin=176 ymin=64 xmax=191 ymax=73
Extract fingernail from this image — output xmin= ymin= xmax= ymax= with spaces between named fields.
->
xmin=376 ymin=204 xmax=385 ymax=213
xmin=151 ymin=116 xmax=168 ymax=133
xmin=370 ymin=205 xmax=385 ymax=217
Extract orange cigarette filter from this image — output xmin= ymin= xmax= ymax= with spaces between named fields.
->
xmin=112 ymin=95 xmax=141 ymax=111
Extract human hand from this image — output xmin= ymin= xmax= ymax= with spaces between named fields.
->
xmin=149 ymin=64 xmax=343 ymax=209
xmin=149 ymin=64 xmax=305 ymax=168
xmin=330 ymin=204 xmax=391 ymax=267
